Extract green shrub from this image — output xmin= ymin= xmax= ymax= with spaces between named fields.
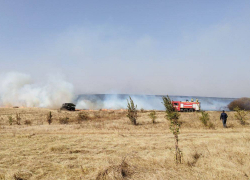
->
xmin=127 ymin=97 xmax=138 ymax=125
xmin=199 ymin=111 xmax=215 ymax=129
xmin=234 ymin=106 xmax=247 ymax=125
xmin=199 ymin=111 xmax=209 ymax=126
xmin=8 ymin=116 xmax=13 ymax=125
xmin=148 ymin=111 xmax=157 ymax=124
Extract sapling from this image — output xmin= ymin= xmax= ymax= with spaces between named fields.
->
xmin=47 ymin=111 xmax=52 ymax=125
xmin=127 ymin=97 xmax=138 ymax=125
xmin=149 ymin=111 xmax=157 ymax=124
xmin=162 ymin=95 xmax=182 ymax=164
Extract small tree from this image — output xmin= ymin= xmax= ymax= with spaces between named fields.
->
xmin=199 ymin=111 xmax=215 ymax=129
xmin=47 ymin=111 xmax=52 ymax=125
xmin=199 ymin=111 xmax=209 ymax=126
xmin=162 ymin=96 xmax=182 ymax=164
xmin=127 ymin=97 xmax=138 ymax=125
xmin=149 ymin=111 xmax=157 ymax=124
xmin=234 ymin=106 xmax=247 ymax=125
xmin=8 ymin=116 xmax=13 ymax=125
xmin=16 ymin=113 xmax=21 ymax=125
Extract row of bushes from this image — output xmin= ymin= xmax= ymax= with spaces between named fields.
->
xmin=52 ymin=112 xmax=90 ymax=124
xmin=7 ymin=111 xmax=90 ymax=125
xmin=6 ymin=96 xmax=249 ymax=126
xmin=8 ymin=113 xmax=31 ymax=125
xmin=7 ymin=110 xmax=129 ymax=125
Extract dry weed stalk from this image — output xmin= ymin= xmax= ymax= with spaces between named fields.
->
xmin=16 ymin=113 xmax=21 ymax=125
xmin=13 ymin=170 xmax=32 ymax=180
xmin=0 ymin=173 xmax=5 ymax=180
xmin=47 ymin=111 xmax=52 ymax=125
xmin=187 ymin=151 xmax=202 ymax=167
xmin=163 ymin=95 xmax=182 ymax=164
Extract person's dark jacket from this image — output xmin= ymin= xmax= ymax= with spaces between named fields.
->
xmin=220 ymin=113 xmax=228 ymax=120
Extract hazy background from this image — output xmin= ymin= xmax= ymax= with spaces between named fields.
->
xmin=1 ymin=0 xmax=250 ymax=98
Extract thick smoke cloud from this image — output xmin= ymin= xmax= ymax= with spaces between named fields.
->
xmin=0 ymin=72 xmax=74 ymax=108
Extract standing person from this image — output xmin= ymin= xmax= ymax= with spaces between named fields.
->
xmin=220 ymin=110 xmax=228 ymax=128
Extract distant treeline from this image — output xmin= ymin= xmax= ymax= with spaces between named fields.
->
xmin=228 ymin=97 xmax=250 ymax=111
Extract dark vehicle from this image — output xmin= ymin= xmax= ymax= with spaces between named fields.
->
xmin=60 ymin=103 xmax=76 ymax=111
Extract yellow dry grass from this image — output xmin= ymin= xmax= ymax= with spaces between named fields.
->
xmin=0 ymin=108 xmax=250 ymax=180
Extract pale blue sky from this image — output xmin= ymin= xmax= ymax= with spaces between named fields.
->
xmin=1 ymin=0 xmax=250 ymax=97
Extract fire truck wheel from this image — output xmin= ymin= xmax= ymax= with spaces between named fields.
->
xmin=184 ymin=109 xmax=188 ymax=112
xmin=189 ymin=109 xmax=193 ymax=112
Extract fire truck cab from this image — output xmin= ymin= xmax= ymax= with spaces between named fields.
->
xmin=172 ymin=100 xmax=200 ymax=112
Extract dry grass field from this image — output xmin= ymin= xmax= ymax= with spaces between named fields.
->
xmin=0 ymin=108 xmax=250 ymax=180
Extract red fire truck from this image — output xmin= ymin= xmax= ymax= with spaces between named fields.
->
xmin=172 ymin=100 xmax=201 ymax=112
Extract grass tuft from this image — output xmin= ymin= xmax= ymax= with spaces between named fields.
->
xmin=59 ymin=117 xmax=69 ymax=124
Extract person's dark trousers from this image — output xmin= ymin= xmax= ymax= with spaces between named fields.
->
xmin=222 ymin=119 xmax=227 ymax=128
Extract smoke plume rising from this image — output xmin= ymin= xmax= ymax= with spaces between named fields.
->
xmin=0 ymin=72 xmax=234 ymax=111
xmin=0 ymin=72 xmax=74 ymax=108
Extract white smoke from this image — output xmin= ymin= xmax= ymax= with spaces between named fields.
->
xmin=76 ymin=94 xmax=163 ymax=110
xmin=102 ymin=95 xmax=162 ymax=110
xmin=75 ymin=94 xmax=234 ymax=111
xmin=76 ymin=99 xmax=103 ymax=110
xmin=0 ymin=72 xmax=74 ymax=108
xmin=0 ymin=72 xmax=233 ymax=111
